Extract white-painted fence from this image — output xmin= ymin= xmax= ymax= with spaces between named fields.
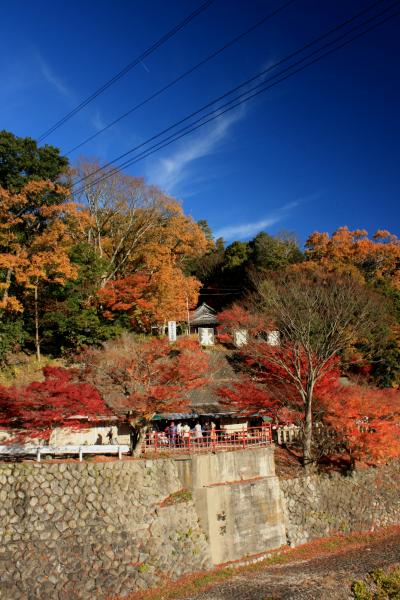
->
xmin=0 ymin=444 xmax=130 ymax=462
xmin=273 ymin=425 xmax=301 ymax=445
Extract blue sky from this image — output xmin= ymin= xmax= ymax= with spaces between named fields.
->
xmin=1 ymin=0 xmax=399 ymax=245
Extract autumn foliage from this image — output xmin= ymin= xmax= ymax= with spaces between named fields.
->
xmin=219 ymin=344 xmax=340 ymax=424
xmin=305 ymin=227 xmax=400 ymax=289
xmin=0 ymin=181 xmax=78 ymax=313
xmin=217 ymin=303 xmax=265 ymax=343
xmin=98 ymin=267 xmax=201 ymax=327
xmin=319 ymin=382 xmax=400 ymax=465
xmin=80 ymin=335 xmax=211 ymax=423
xmin=0 ymin=367 xmax=111 ymax=443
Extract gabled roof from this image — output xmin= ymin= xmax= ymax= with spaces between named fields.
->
xmin=189 ymin=303 xmax=218 ymax=326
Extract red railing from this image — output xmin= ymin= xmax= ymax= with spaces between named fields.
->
xmin=140 ymin=425 xmax=272 ymax=455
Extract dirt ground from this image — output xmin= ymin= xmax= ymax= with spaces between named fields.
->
xmin=179 ymin=530 xmax=400 ymax=600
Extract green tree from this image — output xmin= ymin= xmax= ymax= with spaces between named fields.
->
xmin=223 ymin=241 xmax=251 ymax=270
xmin=0 ymin=317 xmax=26 ymax=365
xmin=250 ymin=231 xmax=303 ymax=271
xmin=197 ymin=219 xmax=214 ymax=242
xmin=38 ymin=243 xmax=120 ymax=354
xmin=0 ymin=130 xmax=68 ymax=191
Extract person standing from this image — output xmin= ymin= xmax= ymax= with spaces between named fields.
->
xmin=182 ymin=423 xmax=191 ymax=447
xmin=194 ymin=422 xmax=203 ymax=445
xmin=168 ymin=421 xmax=177 ymax=447
xmin=176 ymin=422 xmax=183 ymax=446
xmin=210 ymin=421 xmax=217 ymax=446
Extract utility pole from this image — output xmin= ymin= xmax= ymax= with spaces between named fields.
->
xmin=186 ymin=294 xmax=191 ymax=336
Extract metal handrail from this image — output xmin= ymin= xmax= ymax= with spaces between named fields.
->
xmin=141 ymin=425 xmax=272 ymax=455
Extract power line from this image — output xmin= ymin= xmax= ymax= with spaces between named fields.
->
xmin=75 ymin=3 xmax=400 ymax=195
xmin=65 ymin=0 xmax=298 ymax=156
xmin=72 ymin=0 xmax=391 ymax=192
xmin=72 ymin=0 xmax=399 ymax=196
xmin=198 ymin=292 xmax=242 ymax=295
xmin=37 ymin=0 xmax=215 ymax=142
xmin=112 ymin=3 xmax=400 ymax=172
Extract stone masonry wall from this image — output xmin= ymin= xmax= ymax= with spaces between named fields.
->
xmin=0 ymin=459 xmax=211 ymax=600
xmin=3 ymin=451 xmax=400 ymax=600
xmin=280 ymin=460 xmax=400 ymax=547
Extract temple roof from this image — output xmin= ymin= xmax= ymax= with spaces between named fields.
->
xmin=189 ymin=303 xmax=218 ymax=327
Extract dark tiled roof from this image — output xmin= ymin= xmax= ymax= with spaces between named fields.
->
xmin=189 ymin=303 xmax=218 ymax=326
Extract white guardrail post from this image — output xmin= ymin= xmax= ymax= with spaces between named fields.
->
xmin=0 ymin=444 xmax=130 ymax=460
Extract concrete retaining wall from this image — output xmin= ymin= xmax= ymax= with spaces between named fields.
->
xmin=175 ymin=447 xmax=286 ymax=564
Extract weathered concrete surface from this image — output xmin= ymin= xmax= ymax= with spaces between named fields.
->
xmin=175 ymin=448 xmax=286 ymax=565
xmin=175 ymin=446 xmax=276 ymax=489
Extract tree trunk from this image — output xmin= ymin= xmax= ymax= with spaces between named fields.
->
xmin=349 ymin=451 xmax=356 ymax=473
xmin=34 ymin=283 xmax=41 ymax=363
xmin=1 ymin=267 xmax=12 ymax=303
xmin=303 ymin=388 xmax=314 ymax=471
xmin=132 ymin=425 xmax=148 ymax=457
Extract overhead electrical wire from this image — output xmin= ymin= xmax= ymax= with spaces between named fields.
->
xmin=71 ymin=0 xmax=393 ymax=189
xmin=73 ymin=5 xmax=400 ymax=198
xmin=71 ymin=0 xmax=399 ymax=196
xmin=37 ymin=0 xmax=215 ymax=142
xmin=65 ymin=0 xmax=298 ymax=156
xmin=105 ymin=2 xmax=400 ymax=174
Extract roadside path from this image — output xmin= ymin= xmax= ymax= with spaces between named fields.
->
xmin=180 ymin=530 xmax=400 ymax=600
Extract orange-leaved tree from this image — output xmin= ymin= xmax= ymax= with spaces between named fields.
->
xmin=0 ymin=181 xmax=80 ymax=359
xmin=74 ymin=160 xmax=210 ymax=284
xmin=98 ymin=266 xmax=201 ymax=330
xmin=76 ymin=161 xmax=209 ymax=330
xmin=305 ymin=227 xmax=400 ymax=288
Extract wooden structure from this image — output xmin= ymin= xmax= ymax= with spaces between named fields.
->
xmin=189 ymin=303 xmax=218 ymax=333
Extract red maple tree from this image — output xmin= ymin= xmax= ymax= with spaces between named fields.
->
xmin=80 ymin=335 xmax=211 ymax=423
xmin=97 ymin=273 xmax=153 ymax=329
xmin=319 ymin=382 xmax=400 ymax=467
xmin=219 ymin=344 xmax=340 ymax=425
xmin=79 ymin=335 xmax=212 ymax=453
xmin=0 ymin=367 xmax=112 ymax=443
xmin=217 ymin=304 xmax=265 ymax=344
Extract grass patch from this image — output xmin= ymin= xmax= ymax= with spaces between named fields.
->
xmin=352 ymin=566 xmax=400 ymax=599
xmin=160 ymin=489 xmax=192 ymax=507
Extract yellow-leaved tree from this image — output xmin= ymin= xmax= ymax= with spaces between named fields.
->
xmin=75 ymin=160 xmax=210 ymax=330
xmin=0 ymin=181 xmax=79 ymax=360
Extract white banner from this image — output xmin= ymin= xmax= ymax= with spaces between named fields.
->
xmin=198 ymin=327 xmax=214 ymax=346
xmin=168 ymin=320 xmax=177 ymax=342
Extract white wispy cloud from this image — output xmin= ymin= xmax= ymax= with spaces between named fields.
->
xmin=214 ymin=215 xmax=283 ymax=241
xmin=91 ymin=110 xmax=106 ymax=131
xmin=36 ymin=53 xmax=73 ymax=101
xmin=145 ymin=106 xmax=245 ymax=194
xmin=213 ymin=198 xmax=312 ymax=241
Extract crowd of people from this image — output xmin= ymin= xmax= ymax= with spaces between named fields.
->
xmin=149 ymin=420 xmax=218 ymax=447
